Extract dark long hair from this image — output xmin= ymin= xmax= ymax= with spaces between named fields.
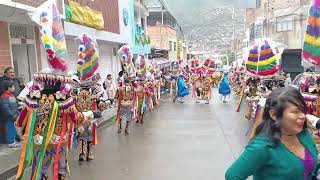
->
xmin=254 ymin=86 xmax=307 ymax=146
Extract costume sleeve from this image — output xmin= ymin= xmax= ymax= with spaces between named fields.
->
xmin=225 ymin=137 xmax=270 ymax=180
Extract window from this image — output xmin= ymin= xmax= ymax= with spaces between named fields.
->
xmin=174 ymin=42 xmax=177 ymax=51
xmin=276 ymin=16 xmax=293 ymax=32
xmin=141 ymin=18 xmax=145 ymax=32
xmin=169 ymin=41 xmax=173 ymax=51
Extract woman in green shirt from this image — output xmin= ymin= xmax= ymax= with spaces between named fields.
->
xmin=225 ymin=86 xmax=318 ymax=180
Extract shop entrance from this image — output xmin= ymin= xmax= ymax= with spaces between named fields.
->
xmin=9 ymin=23 xmax=38 ymax=82
xmin=12 ymin=44 xmax=37 ymax=82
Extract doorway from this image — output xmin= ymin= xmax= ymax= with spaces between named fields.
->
xmin=12 ymin=44 xmax=37 ymax=82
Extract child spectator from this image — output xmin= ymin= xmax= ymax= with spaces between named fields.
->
xmin=0 ymin=80 xmax=21 ymax=148
xmin=103 ymin=74 xmax=115 ymax=107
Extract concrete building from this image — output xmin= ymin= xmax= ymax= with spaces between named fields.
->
xmin=146 ymin=2 xmax=179 ymax=69
xmin=131 ymin=0 xmax=151 ymax=55
xmin=0 ymin=0 xmax=133 ymax=84
xmin=0 ymin=1 xmax=43 ymax=80
xmin=244 ymin=0 xmax=310 ymax=49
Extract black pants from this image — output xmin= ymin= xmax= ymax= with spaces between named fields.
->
xmin=195 ymin=88 xmax=201 ymax=97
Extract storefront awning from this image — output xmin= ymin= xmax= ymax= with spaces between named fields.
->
xmin=153 ymin=57 xmax=171 ymax=69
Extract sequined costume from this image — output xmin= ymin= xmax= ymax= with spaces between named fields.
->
xmin=133 ymin=54 xmax=147 ymax=124
xmin=74 ymin=34 xmax=105 ymax=162
xmin=293 ymin=72 xmax=320 ymax=160
xmin=192 ymin=75 xmax=211 ymax=103
xmin=75 ymin=86 xmax=98 ymax=161
xmin=15 ymin=74 xmax=94 ymax=180
xmin=116 ymin=80 xmax=135 ymax=135
xmin=15 ymin=2 xmax=95 ymax=179
xmin=201 ymin=77 xmax=212 ymax=104
xmin=135 ymin=82 xmax=146 ymax=124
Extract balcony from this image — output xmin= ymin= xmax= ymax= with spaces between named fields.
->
xmin=134 ymin=0 xmax=149 ymax=17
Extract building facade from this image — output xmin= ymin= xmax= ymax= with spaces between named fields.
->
xmin=146 ymin=3 xmax=179 ymax=70
xmin=131 ymin=0 xmax=151 ymax=55
xmin=244 ymin=0 xmax=310 ymax=49
xmin=242 ymin=0 xmax=312 ymax=77
xmin=0 ymin=0 xmax=134 ymax=84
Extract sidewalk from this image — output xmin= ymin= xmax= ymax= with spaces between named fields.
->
xmin=0 ymin=107 xmax=117 ymax=180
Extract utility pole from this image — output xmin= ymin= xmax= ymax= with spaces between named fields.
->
xmin=232 ymin=0 xmax=236 ymax=66
xmin=160 ymin=5 xmax=164 ymax=48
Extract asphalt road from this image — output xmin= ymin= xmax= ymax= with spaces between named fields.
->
xmin=66 ymin=90 xmax=249 ymax=180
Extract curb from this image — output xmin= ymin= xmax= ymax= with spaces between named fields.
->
xmin=0 ymin=116 xmax=115 ymax=180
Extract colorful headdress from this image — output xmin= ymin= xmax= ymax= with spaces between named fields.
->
xmin=135 ymin=54 xmax=147 ymax=79
xmin=190 ymin=58 xmax=200 ymax=74
xmin=152 ymin=61 xmax=162 ymax=79
xmin=203 ymin=58 xmax=215 ymax=75
xmin=246 ymin=41 xmax=281 ymax=76
xmin=195 ymin=65 xmax=206 ymax=75
xmin=245 ymin=46 xmax=259 ymax=72
xmin=302 ymin=0 xmax=320 ymax=67
xmin=117 ymin=45 xmax=135 ymax=78
xmin=32 ymin=0 xmax=68 ymax=72
xmin=77 ymin=34 xmax=99 ymax=81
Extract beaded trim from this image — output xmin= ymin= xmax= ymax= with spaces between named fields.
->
xmin=25 ymin=97 xmax=39 ymax=108
xmin=33 ymin=73 xmax=73 ymax=85
xmin=60 ymin=98 xmax=75 ymax=110
xmin=25 ymin=97 xmax=75 ymax=110
xmin=303 ymin=94 xmax=318 ymax=102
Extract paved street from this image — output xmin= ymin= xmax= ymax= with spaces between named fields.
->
xmin=66 ymin=90 xmax=249 ymax=180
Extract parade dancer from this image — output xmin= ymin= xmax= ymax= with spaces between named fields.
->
xmin=116 ymin=77 xmax=135 ymax=135
xmin=177 ymin=74 xmax=189 ymax=103
xmin=135 ymin=80 xmax=146 ymax=124
xmin=134 ymin=54 xmax=147 ymax=124
xmin=219 ymin=71 xmax=231 ymax=103
xmin=14 ymin=2 xmax=96 ymax=179
xmin=151 ymin=79 xmax=160 ymax=108
xmin=145 ymin=78 xmax=155 ymax=111
xmin=103 ymin=74 xmax=116 ymax=107
xmin=192 ymin=74 xmax=202 ymax=103
xmin=243 ymin=76 xmax=260 ymax=120
xmin=201 ymin=77 xmax=212 ymax=104
xmin=170 ymin=77 xmax=178 ymax=102
xmin=75 ymin=34 xmax=104 ymax=162
xmin=16 ymin=75 xmax=95 ymax=180
xmin=116 ymin=45 xmax=136 ymax=135
xmin=151 ymin=62 xmax=162 ymax=107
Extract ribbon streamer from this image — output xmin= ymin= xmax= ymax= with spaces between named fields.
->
xmin=32 ymin=101 xmax=59 ymax=180
xmin=92 ymin=122 xmax=98 ymax=145
xmin=16 ymin=110 xmax=37 ymax=180
xmin=53 ymin=112 xmax=67 ymax=180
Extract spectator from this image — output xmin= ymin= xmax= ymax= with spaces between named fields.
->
xmin=225 ymin=86 xmax=318 ymax=180
xmin=95 ymin=73 xmax=102 ymax=82
xmin=0 ymin=67 xmax=22 ymax=97
xmin=17 ymin=77 xmax=26 ymax=90
xmin=103 ymin=74 xmax=115 ymax=106
xmin=0 ymin=80 xmax=21 ymax=148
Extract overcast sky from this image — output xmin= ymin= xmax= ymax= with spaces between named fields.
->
xmin=164 ymin=0 xmax=245 ymax=25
